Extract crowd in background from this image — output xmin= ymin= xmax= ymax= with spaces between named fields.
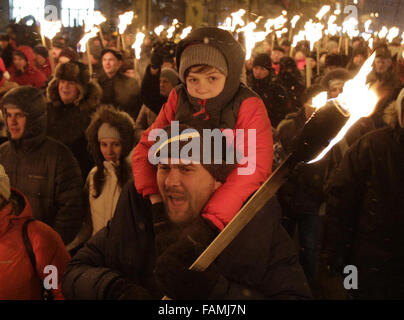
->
xmin=0 ymin=17 xmax=403 ymax=300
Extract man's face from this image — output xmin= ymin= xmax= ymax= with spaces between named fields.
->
xmin=329 ymin=82 xmax=344 ymax=99
xmin=185 ymin=67 xmax=226 ymax=100
xmin=102 ymin=52 xmax=122 ymax=77
xmin=4 ymin=106 xmax=27 ymax=140
xmin=157 ymin=159 xmax=221 ymax=225
xmin=374 ymin=57 xmax=392 ymax=74
xmin=271 ymin=50 xmax=284 ymax=64
xmin=58 ymin=80 xmax=79 ymax=104
xmin=160 ymin=77 xmax=173 ymax=97
xmin=13 ymin=55 xmax=27 ymax=70
xmin=253 ymin=65 xmax=269 ymax=80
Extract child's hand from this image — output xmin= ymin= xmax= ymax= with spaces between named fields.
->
xmin=149 ymin=193 xmax=163 ymax=204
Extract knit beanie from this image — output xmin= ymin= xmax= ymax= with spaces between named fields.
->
xmin=0 ymin=164 xmax=10 ymax=201
xmin=253 ymin=53 xmax=272 ymax=71
xmin=151 ymin=123 xmax=236 ymax=183
xmin=98 ymin=122 xmax=121 ymax=141
xmin=160 ymin=68 xmax=180 ymax=87
xmin=178 ymin=44 xmax=228 ymax=83
xmin=33 ymin=45 xmax=49 ymax=59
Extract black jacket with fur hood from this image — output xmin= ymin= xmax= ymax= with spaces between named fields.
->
xmin=46 ymin=62 xmax=102 ymax=179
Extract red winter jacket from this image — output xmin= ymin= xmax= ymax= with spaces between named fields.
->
xmin=0 ymin=189 xmax=71 ymax=300
xmin=7 ymin=46 xmax=47 ymax=89
xmin=132 ymin=88 xmax=273 ymax=230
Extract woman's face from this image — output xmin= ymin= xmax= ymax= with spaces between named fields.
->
xmin=100 ymin=138 xmax=122 ymax=164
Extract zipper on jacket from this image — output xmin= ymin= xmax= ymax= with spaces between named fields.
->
xmin=192 ymin=99 xmax=210 ymax=120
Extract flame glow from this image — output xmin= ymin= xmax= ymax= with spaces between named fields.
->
xmin=364 ymin=19 xmax=372 ymax=33
xmin=387 ymin=27 xmax=399 ymax=43
xmin=290 ymin=15 xmax=300 ymax=29
xmin=40 ymin=20 xmax=62 ymax=40
xmin=132 ymin=32 xmax=145 ymax=59
xmin=118 ymin=11 xmax=134 ymax=34
xmin=180 ymin=26 xmax=192 ymax=39
xmin=91 ymin=11 xmax=106 ymax=26
xmin=154 ymin=25 xmax=164 ymax=36
xmin=316 ymin=5 xmax=331 ymax=20
xmin=326 ymin=15 xmax=340 ymax=36
xmin=378 ymin=26 xmax=388 ymax=39
xmin=79 ymin=27 xmax=98 ymax=53
xmin=304 ymin=19 xmax=324 ymax=51
xmin=309 ymin=53 xmax=378 ymax=163
xmin=166 ymin=25 xmax=176 ymax=39
xmin=343 ymin=17 xmax=359 ymax=38
xmin=311 ymin=92 xmax=328 ymax=109
xmin=238 ymin=22 xmax=267 ymax=60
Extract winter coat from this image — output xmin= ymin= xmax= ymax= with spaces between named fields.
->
xmin=0 ymin=88 xmax=85 ymax=244
xmin=1 ymin=44 xmax=14 ymax=69
xmin=140 ymin=65 xmax=167 ymax=115
xmin=0 ymin=189 xmax=70 ymax=300
xmin=366 ymin=67 xmax=402 ymax=128
xmin=97 ymin=71 xmax=142 ymax=122
xmin=324 ymin=127 xmax=404 ymax=298
xmin=86 ymin=161 xmax=123 ymax=235
xmin=133 ymin=27 xmax=273 ymax=230
xmin=62 ymin=181 xmax=312 ymax=300
xmin=247 ymin=73 xmax=289 ymax=128
xmin=277 ymin=108 xmax=375 ymax=218
xmin=134 ymin=104 xmax=157 ymax=143
xmin=7 ymin=46 xmax=46 ymax=89
xmin=46 ymin=78 xmax=102 ymax=180
xmin=36 ymin=58 xmax=52 ymax=79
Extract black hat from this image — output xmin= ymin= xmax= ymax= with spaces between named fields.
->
xmin=253 ymin=53 xmax=272 ymax=71
xmin=33 ymin=45 xmax=49 ymax=59
xmin=101 ymin=48 xmax=123 ymax=61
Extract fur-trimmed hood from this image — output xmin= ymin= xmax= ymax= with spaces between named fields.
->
xmin=86 ymin=105 xmax=135 ymax=166
xmin=384 ymin=87 xmax=404 ymax=128
xmin=46 ymin=77 xmax=102 ymax=112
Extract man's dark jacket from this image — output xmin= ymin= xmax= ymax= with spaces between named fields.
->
xmin=62 ymin=181 xmax=312 ymax=300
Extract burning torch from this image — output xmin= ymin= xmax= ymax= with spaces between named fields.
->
xmin=39 ymin=19 xmax=62 ymax=76
xmin=118 ymin=11 xmax=134 ymax=51
xmin=163 ymin=52 xmax=379 ymax=300
xmin=131 ymin=31 xmax=145 ymax=73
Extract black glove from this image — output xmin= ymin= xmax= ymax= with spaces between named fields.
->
xmin=106 ymin=278 xmax=153 ymax=300
xmin=154 ymin=236 xmax=222 ymax=300
xmin=154 ymin=216 xmax=221 ymax=299
xmin=151 ymin=202 xmax=182 ymax=257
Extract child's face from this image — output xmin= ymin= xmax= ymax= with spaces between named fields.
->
xmin=186 ymin=67 xmax=226 ymax=100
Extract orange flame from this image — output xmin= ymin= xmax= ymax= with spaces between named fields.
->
xmin=308 ymin=52 xmax=378 ymax=163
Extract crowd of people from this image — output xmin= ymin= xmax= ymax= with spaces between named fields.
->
xmin=0 ymin=19 xmax=403 ymax=300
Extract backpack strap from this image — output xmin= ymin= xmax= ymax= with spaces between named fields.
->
xmin=22 ymin=218 xmax=37 ymax=271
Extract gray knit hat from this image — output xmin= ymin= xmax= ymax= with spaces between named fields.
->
xmin=98 ymin=122 xmax=121 ymax=141
xmin=160 ymin=68 xmax=180 ymax=87
xmin=178 ymin=44 xmax=228 ymax=82
xmin=0 ymin=164 xmax=11 ymax=201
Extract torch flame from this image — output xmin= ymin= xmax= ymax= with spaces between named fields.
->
xmin=304 ymin=19 xmax=324 ymax=51
xmin=316 ymin=5 xmax=331 ymax=20
xmin=387 ymin=27 xmax=399 ymax=43
xmin=237 ymin=22 xmax=267 ymax=60
xmin=79 ymin=27 xmax=98 ymax=53
xmin=91 ymin=11 xmax=106 ymax=26
xmin=230 ymin=9 xmax=246 ymax=31
xmin=364 ymin=19 xmax=372 ymax=33
xmin=311 ymin=92 xmax=328 ymax=109
xmin=180 ymin=26 xmax=192 ymax=39
xmin=154 ymin=25 xmax=164 ymax=36
xmin=290 ymin=15 xmax=300 ymax=29
xmin=132 ymin=32 xmax=145 ymax=59
xmin=166 ymin=25 xmax=176 ymax=39
xmin=378 ymin=26 xmax=388 ymax=39
xmin=40 ymin=20 xmax=62 ymax=40
xmin=308 ymin=53 xmax=378 ymax=163
xmin=118 ymin=11 xmax=134 ymax=34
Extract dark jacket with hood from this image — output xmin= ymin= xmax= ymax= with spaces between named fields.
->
xmin=46 ymin=62 xmax=102 ymax=179
xmin=132 ymin=27 xmax=273 ymax=230
xmin=62 ymin=181 xmax=312 ymax=300
xmin=140 ymin=64 xmax=167 ymax=115
xmin=97 ymin=70 xmax=142 ymax=122
xmin=323 ymin=89 xmax=404 ymax=299
xmin=247 ymin=69 xmax=289 ymax=128
xmin=0 ymin=86 xmax=84 ymax=244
